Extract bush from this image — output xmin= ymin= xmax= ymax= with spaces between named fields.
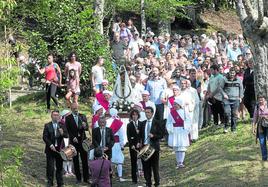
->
xmin=10 ymin=0 xmax=116 ymax=96
xmin=0 ymin=146 xmax=24 ymax=187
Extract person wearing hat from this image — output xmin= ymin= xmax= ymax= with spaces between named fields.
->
xmin=89 ymin=147 xmax=112 ymax=187
xmin=105 ymin=108 xmax=127 ymax=182
xmin=92 ymin=105 xmax=104 ymax=129
xmin=93 ymin=90 xmax=113 ymax=114
xmin=139 ymin=90 xmax=156 ymax=120
xmin=166 ymin=98 xmax=191 ymax=169
xmin=167 ymin=85 xmax=181 ymax=109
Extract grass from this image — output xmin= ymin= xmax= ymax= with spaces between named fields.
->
xmin=0 ymin=92 xmax=266 ymax=187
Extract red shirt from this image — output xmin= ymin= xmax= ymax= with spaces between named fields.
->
xmin=45 ymin=64 xmax=57 ymax=82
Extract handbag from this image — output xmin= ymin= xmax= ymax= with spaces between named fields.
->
xmin=259 ymin=117 xmax=268 ymax=127
xmin=256 ymin=104 xmax=268 ymax=128
xmin=91 ymin=159 xmax=105 ymax=187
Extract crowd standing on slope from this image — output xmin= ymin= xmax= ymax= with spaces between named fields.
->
xmin=37 ymin=17 xmax=268 ymax=187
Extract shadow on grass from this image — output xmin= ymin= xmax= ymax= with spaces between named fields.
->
xmin=14 ymin=92 xmax=46 ymax=105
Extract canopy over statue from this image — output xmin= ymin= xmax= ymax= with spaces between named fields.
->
xmin=111 ymin=65 xmax=135 ymax=113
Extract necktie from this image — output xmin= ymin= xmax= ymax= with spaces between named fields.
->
xmin=53 ymin=123 xmax=58 ymax=146
xmin=101 ymin=128 xmax=105 ymax=148
xmin=74 ymin=115 xmax=78 ymax=127
xmin=146 ymin=120 xmax=151 ymax=144
xmin=134 ymin=121 xmax=138 ymax=129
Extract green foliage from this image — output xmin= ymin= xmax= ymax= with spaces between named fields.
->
xmin=10 ymin=0 xmax=115 ymax=96
xmin=0 ymin=146 xmax=24 ymax=187
xmin=0 ymin=0 xmax=16 ymax=20
xmin=0 ymin=57 xmax=19 ymax=104
xmin=110 ymin=0 xmax=193 ymax=21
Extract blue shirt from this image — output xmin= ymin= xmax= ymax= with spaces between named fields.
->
xmin=227 ymin=48 xmax=242 ymax=61
xmin=146 ymin=77 xmax=167 ymax=104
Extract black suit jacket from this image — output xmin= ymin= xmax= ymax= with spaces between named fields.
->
xmin=92 ymin=127 xmax=115 ymax=159
xmin=43 ymin=121 xmax=68 ymax=154
xmin=243 ymin=68 xmax=255 ymax=96
xmin=127 ymin=121 xmax=141 ymax=148
xmin=139 ymin=119 xmax=163 ymax=151
xmin=65 ymin=113 xmax=88 ymax=145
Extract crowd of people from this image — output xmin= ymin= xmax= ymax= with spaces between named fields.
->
xmin=40 ymin=17 xmax=268 ymax=187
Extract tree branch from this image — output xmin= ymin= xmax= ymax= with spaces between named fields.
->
xmin=259 ymin=17 xmax=268 ymax=33
xmin=256 ymin=0 xmax=264 ymax=26
xmin=236 ymin=0 xmax=247 ymax=22
xmin=243 ymin=0 xmax=257 ymax=21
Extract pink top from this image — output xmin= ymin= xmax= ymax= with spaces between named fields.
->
xmin=67 ymin=77 xmax=80 ymax=93
xmin=65 ymin=61 xmax=82 ymax=79
xmin=253 ymin=104 xmax=268 ymax=124
xmin=45 ymin=64 xmax=57 ymax=82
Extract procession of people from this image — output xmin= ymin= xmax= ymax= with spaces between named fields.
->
xmin=39 ymin=17 xmax=265 ymax=187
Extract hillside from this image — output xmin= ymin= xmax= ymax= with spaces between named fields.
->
xmin=200 ymin=9 xmax=242 ymax=34
xmin=0 ymin=93 xmax=267 ymax=187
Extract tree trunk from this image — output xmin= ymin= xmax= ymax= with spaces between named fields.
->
xmin=140 ymin=0 xmax=146 ymax=37
xmin=251 ymin=39 xmax=268 ymax=96
xmin=158 ymin=19 xmax=171 ymax=35
xmin=236 ymin=0 xmax=268 ymax=97
xmin=94 ymin=0 xmax=105 ymax=34
xmin=214 ymin=0 xmax=220 ymax=11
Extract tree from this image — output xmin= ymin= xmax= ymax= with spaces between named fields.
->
xmin=110 ymin=0 xmax=193 ymax=34
xmin=10 ymin=0 xmax=114 ymax=96
xmin=0 ymin=0 xmax=19 ymax=107
xmin=140 ymin=0 xmax=146 ymax=36
xmin=94 ymin=0 xmax=105 ymax=34
xmin=236 ymin=0 xmax=268 ymax=97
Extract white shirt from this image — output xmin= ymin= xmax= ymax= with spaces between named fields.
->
xmin=91 ymin=65 xmax=105 ymax=84
xmin=53 ymin=123 xmax=58 ymax=146
xmin=128 ymin=40 xmax=140 ymax=59
xmin=144 ymin=119 xmax=152 ymax=145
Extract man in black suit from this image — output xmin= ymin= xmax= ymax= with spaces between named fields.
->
xmin=65 ymin=103 xmax=89 ymax=184
xmin=243 ymin=59 xmax=255 ymax=121
xmin=127 ymin=109 xmax=141 ymax=184
xmin=92 ymin=115 xmax=115 ymax=160
xmin=139 ymin=106 xmax=163 ymax=187
xmin=43 ymin=110 xmax=68 ymax=187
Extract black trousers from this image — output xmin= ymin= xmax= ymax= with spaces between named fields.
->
xmin=155 ymin=104 xmax=164 ymax=121
xmin=142 ymin=151 xmax=160 ymax=187
xmin=46 ymin=152 xmax=63 ymax=187
xmin=129 ymin=148 xmax=138 ymax=183
xmin=73 ymin=143 xmax=89 ymax=182
xmin=46 ymin=83 xmax=58 ymax=110
xmin=243 ymin=94 xmax=256 ymax=118
xmin=210 ymin=98 xmax=224 ymax=125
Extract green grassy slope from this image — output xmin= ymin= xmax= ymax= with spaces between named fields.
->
xmin=0 ymin=93 xmax=266 ymax=187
